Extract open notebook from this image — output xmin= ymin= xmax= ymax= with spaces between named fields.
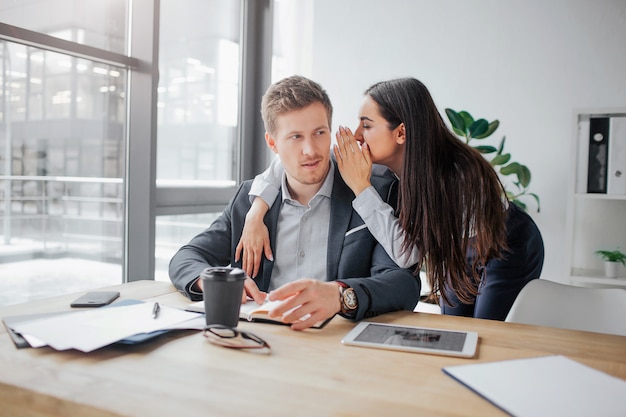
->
xmin=187 ymin=299 xmax=331 ymax=329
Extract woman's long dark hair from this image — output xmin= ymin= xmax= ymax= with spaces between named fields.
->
xmin=366 ymin=78 xmax=508 ymax=305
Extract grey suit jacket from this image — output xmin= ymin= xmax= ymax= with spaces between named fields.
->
xmin=169 ymin=164 xmax=421 ymax=321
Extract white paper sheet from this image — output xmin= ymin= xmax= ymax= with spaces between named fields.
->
xmin=443 ymin=355 xmax=626 ymax=417
xmin=11 ymin=303 xmax=201 ymax=352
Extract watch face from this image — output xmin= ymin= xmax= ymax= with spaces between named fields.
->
xmin=344 ymin=288 xmax=358 ymax=310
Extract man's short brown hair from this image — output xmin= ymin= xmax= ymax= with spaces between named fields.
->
xmin=261 ymin=75 xmax=333 ymax=135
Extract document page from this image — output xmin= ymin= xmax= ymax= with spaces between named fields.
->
xmin=443 ymin=355 xmax=626 ymax=417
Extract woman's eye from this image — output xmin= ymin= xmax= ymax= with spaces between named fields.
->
xmin=362 ymin=124 xmax=370 ymax=129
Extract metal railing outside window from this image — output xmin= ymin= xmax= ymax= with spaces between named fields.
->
xmin=0 ymin=0 xmax=273 ymax=306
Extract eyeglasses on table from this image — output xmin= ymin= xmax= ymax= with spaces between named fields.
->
xmin=203 ymin=324 xmax=271 ymax=353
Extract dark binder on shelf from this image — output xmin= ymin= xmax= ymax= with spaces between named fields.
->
xmin=607 ymin=116 xmax=626 ymax=195
xmin=587 ymin=117 xmax=609 ymax=193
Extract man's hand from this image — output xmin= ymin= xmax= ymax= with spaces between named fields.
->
xmin=333 ymin=126 xmax=372 ymax=196
xmin=267 ymin=279 xmax=342 ymax=330
xmin=235 ymin=197 xmax=274 ymax=278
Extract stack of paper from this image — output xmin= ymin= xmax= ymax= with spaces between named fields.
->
xmin=3 ymin=301 xmax=205 ymax=352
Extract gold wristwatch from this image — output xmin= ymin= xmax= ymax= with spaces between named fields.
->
xmin=337 ymin=281 xmax=358 ymax=314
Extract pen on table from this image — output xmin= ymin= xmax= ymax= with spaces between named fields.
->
xmin=152 ymin=302 xmax=160 ymax=319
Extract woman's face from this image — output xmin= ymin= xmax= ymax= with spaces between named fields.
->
xmin=354 ymin=95 xmax=405 ymax=175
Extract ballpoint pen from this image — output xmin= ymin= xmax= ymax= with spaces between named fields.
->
xmin=152 ymin=302 xmax=160 ymax=319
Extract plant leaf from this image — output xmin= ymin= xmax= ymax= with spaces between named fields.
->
xmin=452 ymin=127 xmax=465 ymax=137
xmin=445 ymin=109 xmax=539 ymax=212
xmin=529 ymin=193 xmax=541 ymax=212
xmin=518 ymin=165 xmax=531 ymax=188
xmin=469 ymin=119 xmax=489 ymax=139
xmin=445 ymin=109 xmax=466 ymax=133
xmin=491 ymin=153 xmax=511 ymax=166
xmin=474 ymin=145 xmax=497 ymax=154
xmin=497 ymin=136 xmax=506 ymax=154
xmin=475 ymin=120 xmax=500 ymax=139
xmin=500 ymin=162 xmax=523 ymax=176
xmin=594 ymin=249 xmax=626 ymax=264
xmin=459 ymin=111 xmax=475 ymax=134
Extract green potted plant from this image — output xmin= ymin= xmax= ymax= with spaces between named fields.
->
xmin=445 ymin=108 xmax=540 ymax=212
xmin=594 ymin=248 xmax=626 ymax=278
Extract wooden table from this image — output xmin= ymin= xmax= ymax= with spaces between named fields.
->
xmin=1 ymin=280 xmax=625 ymax=417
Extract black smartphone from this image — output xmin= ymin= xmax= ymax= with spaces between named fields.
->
xmin=70 ymin=291 xmax=120 ymax=308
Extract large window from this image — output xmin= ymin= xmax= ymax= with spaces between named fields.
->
xmin=0 ymin=1 xmax=129 ymax=304
xmin=157 ymin=0 xmax=241 ymax=185
xmin=0 ymin=0 xmax=272 ymax=305
xmin=154 ymin=0 xmax=242 ymax=280
xmin=0 ymin=41 xmax=127 ymax=259
xmin=154 ymin=0 xmax=274 ymax=280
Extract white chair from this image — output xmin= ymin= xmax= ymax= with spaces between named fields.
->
xmin=505 ymin=279 xmax=626 ymax=336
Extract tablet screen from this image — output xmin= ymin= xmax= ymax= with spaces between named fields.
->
xmin=355 ymin=323 xmax=467 ymax=351
xmin=342 ymin=322 xmax=478 ymax=357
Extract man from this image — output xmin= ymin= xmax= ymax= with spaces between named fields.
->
xmin=169 ymin=75 xmax=420 ymax=330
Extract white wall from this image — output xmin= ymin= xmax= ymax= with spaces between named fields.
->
xmin=285 ymin=0 xmax=626 ymax=283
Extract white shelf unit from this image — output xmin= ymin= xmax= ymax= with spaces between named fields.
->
xmin=565 ymin=109 xmax=626 ymax=288
xmin=570 ymin=274 xmax=626 ymax=289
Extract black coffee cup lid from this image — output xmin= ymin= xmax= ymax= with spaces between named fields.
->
xmin=201 ymin=266 xmax=246 ymax=281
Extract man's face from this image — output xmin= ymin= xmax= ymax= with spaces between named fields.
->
xmin=266 ymin=101 xmax=331 ymax=190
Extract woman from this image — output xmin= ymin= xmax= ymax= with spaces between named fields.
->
xmin=237 ymin=77 xmax=544 ymax=320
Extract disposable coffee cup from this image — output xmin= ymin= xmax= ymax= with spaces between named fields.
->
xmin=201 ymin=267 xmax=246 ymax=327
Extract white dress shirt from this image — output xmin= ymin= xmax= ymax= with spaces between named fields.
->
xmin=268 ymin=163 xmax=334 ymax=291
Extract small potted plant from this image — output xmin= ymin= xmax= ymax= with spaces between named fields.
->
xmin=594 ymin=248 xmax=626 ymax=278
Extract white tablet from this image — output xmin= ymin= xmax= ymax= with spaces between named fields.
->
xmin=342 ymin=322 xmax=478 ymax=358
